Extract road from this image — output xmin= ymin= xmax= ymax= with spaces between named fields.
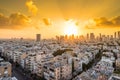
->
xmin=12 ymin=65 xmax=26 ymax=80
xmin=12 ymin=68 xmax=25 ymax=80
xmin=12 ymin=65 xmax=32 ymax=80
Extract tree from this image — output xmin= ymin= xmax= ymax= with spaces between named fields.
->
xmin=53 ymin=49 xmax=73 ymax=56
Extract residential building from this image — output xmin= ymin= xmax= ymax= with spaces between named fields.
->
xmin=0 ymin=62 xmax=12 ymax=77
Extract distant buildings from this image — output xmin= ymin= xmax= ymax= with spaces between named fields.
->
xmin=55 ymin=31 xmax=120 ymax=42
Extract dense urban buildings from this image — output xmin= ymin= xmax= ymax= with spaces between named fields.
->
xmin=0 ymin=31 xmax=120 ymax=80
xmin=1 ymin=0 xmax=120 ymax=80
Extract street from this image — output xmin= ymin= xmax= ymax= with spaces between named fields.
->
xmin=12 ymin=64 xmax=33 ymax=80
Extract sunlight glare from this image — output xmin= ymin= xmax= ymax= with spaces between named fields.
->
xmin=64 ymin=19 xmax=78 ymax=36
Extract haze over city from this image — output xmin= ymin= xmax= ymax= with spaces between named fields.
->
xmin=0 ymin=0 xmax=120 ymax=39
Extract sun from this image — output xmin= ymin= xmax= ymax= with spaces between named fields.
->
xmin=64 ymin=19 xmax=78 ymax=36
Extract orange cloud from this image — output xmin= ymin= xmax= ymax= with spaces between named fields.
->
xmin=26 ymin=0 xmax=38 ymax=16
xmin=0 ymin=13 xmax=9 ymax=26
xmin=0 ymin=12 xmax=30 ymax=29
xmin=94 ymin=17 xmax=113 ymax=26
xmin=95 ymin=16 xmax=120 ymax=26
xmin=43 ymin=18 xmax=52 ymax=26
xmin=85 ymin=16 xmax=120 ymax=29
xmin=112 ymin=16 xmax=120 ymax=25
xmin=9 ymin=12 xmax=30 ymax=25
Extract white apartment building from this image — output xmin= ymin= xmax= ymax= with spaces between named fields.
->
xmin=73 ymin=57 xmax=82 ymax=72
xmin=116 ymin=58 xmax=120 ymax=70
xmin=43 ymin=55 xmax=72 ymax=80
xmin=24 ymin=53 xmax=37 ymax=72
xmin=13 ymin=51 xmax=27 ymax=63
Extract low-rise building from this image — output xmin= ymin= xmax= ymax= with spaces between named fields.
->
xmin=73 ymin=57 xmax=82 ymax=72
xmin=109 ymin=73 xmax=120 ymax=80
xmin=116 ymin=58 xmax=120 ymax=70
xmin=0 ymin=62 xmax=12 ymax=77
xmin=43 ymin=55 xmax=72 ymax=80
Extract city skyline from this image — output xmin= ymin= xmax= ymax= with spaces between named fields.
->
xmin=1 ymin=1 xmax=120 ymax=79
xmin=0 ymin=0 xmax=120 ymax=39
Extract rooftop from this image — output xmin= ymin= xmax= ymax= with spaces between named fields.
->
xmin=0 ymin=62 xmax=11 ymax=67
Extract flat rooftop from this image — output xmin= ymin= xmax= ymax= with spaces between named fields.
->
xmin=0 ymin=62 xmax=11 ymax=67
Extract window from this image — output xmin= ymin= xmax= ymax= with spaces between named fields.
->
xmin=4 ymin=67 xmax=7 ymax=70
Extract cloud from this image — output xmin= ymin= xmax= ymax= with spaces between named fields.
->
xmin=85 ymin=16 xmax=120 ymax=29
xmin=9 ymin=13 xmax=30 ymax=25
xmin=0 ymin=13 xmax=9 ymax=26
xmin=94 ymin=17 xmax=113 ymax=26
xmin=43 ymin=18 xmax=52 ymax=26
xmin=0 ymin=13 xmax=30 ymax=29
xmin=0 ymin=8 xmax=10 ymax=15
xmin=112 ymin=16 xmax=120 ymax=25
xmin=26 ymin=0 xmax=38 ymax=16
xmin=85 ymin=26 xmax=96 ymax=29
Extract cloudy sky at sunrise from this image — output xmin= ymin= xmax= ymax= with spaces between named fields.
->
xmin=0 ymin=0 xmax=120 ymax=39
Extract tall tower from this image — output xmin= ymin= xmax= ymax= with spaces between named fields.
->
xmin=99 ymin=33 xmax=102 ymax=41
xmin=114 ymin=32 xmax=116 ymax=39
xmin=36 ymin=34 xmax=41 ymax=42
xmin=90 ymin=33 xmax=95 ymax=41
xmin=118 ymin=31 xmax=120 ymax=39
xmin=72 ymin=34 xmax=74 ymax=40
xmin=86 ymin=33 xmax=89 ymax=40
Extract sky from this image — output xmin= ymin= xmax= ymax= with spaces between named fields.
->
xmin=0 ymin=0 xmax=120 ymax=39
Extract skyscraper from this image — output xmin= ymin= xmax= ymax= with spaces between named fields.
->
xmin=86 ymin=33 xmax=89 ymax=40
xmin=99 ymin=33 xmax=102 ymax=41
xmin=90 ymin=33 xmax=95 ymax=41
xmin=36 ymin=34 xmax=41 ymax=42
xmin=72 ymin=34 xmax=74 ymax=40
xmin=114 ymin=32 xmax=116 ymax=39
xmin=118 ymin=31 xmax=120 ymax=39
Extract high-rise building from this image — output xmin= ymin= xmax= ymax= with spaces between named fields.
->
xmin=114 ymin=32 xmax=116 ymax=39
xmin=72 ymin=34 xmax=74 ymax=40
xmin=107 ymin=35 xmax=110 ymax=40
xmin=65 ymin=35 xmax=68 ymax=40
xmin=99 ymin=33 xmax=101 ymax=38
xmin=110 ymin=35 xmax=113 ymax=40
xmin=36 ymin=34 xmax=41 ymax=42
xmin=90 ymin=33 xmax=95 ymax=41
xmin=86 ymin=33 xmax=89 ymax=40
xmin=118 ymin=31 xmax=120 ymax=39
xmin=99 ymin=33 xmax=102 ymax=41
